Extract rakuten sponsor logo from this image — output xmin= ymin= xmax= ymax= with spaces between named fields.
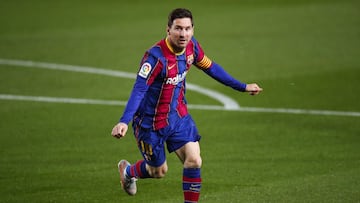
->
xmin=166 ymin=71 xmax=187 ymax=85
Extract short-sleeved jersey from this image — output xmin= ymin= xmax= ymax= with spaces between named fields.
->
xmin=123 ymin=37 xmax=212 ymax=130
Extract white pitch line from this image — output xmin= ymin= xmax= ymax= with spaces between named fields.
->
xmin=0 ymin=94 xmax=127 ymax=106
xmin=1 ymin=94 xmax=360 ymax=117
xmin=236 ymin=106 xmax=360 ymax=117
xmin=0 ymin=58 xmax=239 ymax=110
xmin=1 ymin=58 xmax=360 ymax=117
xmin=0 ymin=94 xmax=225 ymax=110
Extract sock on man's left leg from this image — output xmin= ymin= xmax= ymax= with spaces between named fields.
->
xmin=183 ymin=168 xmax=202 ymax=203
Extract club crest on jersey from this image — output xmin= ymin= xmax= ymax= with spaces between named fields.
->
xmin=187 ymin=54 xmax=194 ymax=65
xmin=138 ymin=62 xmax=152 ymax=78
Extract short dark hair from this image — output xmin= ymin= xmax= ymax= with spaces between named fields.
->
xmin=167 ymin=8 xmax=193 ymax=27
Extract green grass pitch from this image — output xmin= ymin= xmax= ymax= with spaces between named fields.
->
xmin=1 ymin=0 xmax=359 ymax=202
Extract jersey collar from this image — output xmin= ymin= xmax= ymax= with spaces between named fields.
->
xmin=165 ymin=37 xmax=185 ymax=56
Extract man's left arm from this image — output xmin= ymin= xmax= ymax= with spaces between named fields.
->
xmin=191 ymin=37 xmax=262 ymax=95
xmin=201 ymin=61 xmax=263 ymax=94
xmin=203 ymin=62 xmax=247 ymax=91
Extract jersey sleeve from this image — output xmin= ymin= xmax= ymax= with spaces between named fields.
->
xmin=191 ymin=37 xmax=213 ymax=70
xmin=203 ymin=62 xmax=247 ymax=92
xmin=119 ymin=76 xmax=148 ymax=124
xmin=119 ymin=52 xmax=161 ymax=124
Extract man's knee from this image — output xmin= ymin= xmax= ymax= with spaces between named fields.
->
xmin=185 ymin=156 xmax=202 ymax=168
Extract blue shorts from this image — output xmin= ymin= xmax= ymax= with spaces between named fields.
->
xmin=132 ymin=114 xmax=201 ymax=167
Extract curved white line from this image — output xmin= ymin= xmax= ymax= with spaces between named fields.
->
xmin=0 ymin=94 xmax=127 ymax=106
xmin=0 ymin=58 xmax=239 ymax=110
xmin=1 ymin=58 xmax=360 ymax=117
xmin=1 ymin=94 xmax=359 ymax=117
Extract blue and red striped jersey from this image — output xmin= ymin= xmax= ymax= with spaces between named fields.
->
xmin=120 ymin=37 xmax=246 ymax=130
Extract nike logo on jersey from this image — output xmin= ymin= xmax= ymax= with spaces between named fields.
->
xmin=167 ymin=64 xmax=176 ymax=70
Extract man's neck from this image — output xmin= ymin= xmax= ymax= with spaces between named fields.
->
xmin=165 ymin=37 xmax=185 ymax=55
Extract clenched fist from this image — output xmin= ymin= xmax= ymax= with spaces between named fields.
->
xmin=111 ymin=122 xmax=128 ymax=139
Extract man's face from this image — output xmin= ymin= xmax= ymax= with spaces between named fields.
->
xmin=167 ymin=18 xmax=194 ymax=52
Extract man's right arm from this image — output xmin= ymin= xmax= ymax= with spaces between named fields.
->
xmin=119 ymin=77 xmax=149 ymax=125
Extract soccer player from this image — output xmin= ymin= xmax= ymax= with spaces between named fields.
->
xmin=111 ymin=8 xmax=262 ymax=202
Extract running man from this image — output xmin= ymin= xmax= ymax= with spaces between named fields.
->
xmin=111 ymin=8 xmax=262 ymax=202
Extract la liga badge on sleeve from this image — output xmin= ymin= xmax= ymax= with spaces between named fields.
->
xmin=138 ymin=62 xmax=152 ymax=78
